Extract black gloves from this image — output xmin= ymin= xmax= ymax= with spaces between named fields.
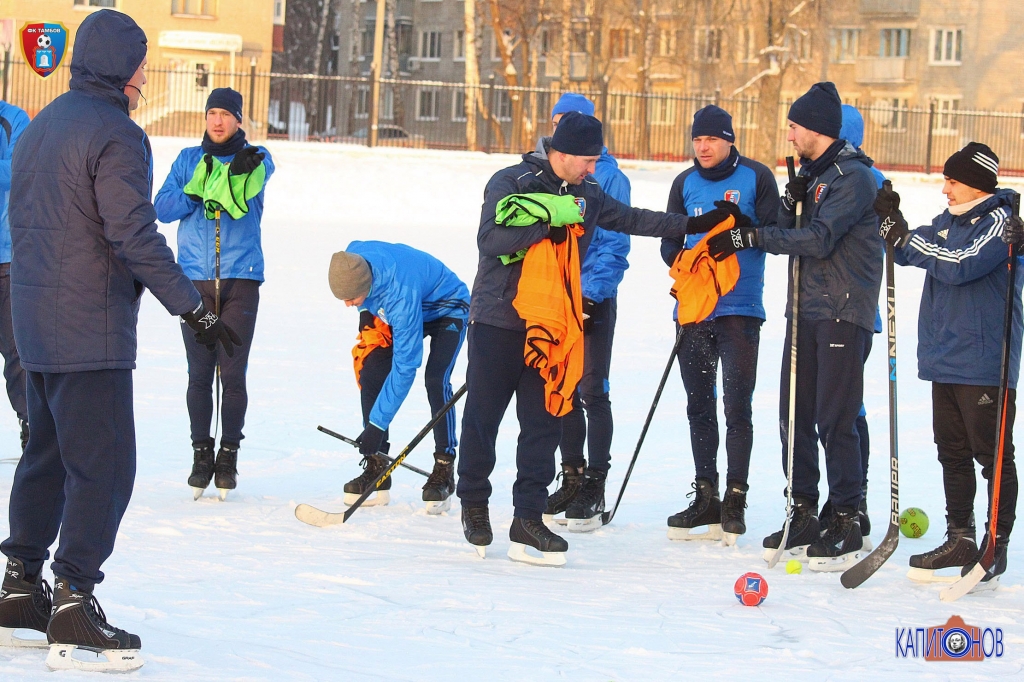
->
xmin=548 ymin=224 xmax=567 ymax=244
xmin=181 ymin=302 xmax=242 ymax=357
xmin=229 ymin=146 xmax=265 ymax=176
xmin=582 ymin=297 xmax=596 ymax=333
xmin=1003 ymin=214 xmax=1024 ymax=246
xmin=686 ymin=200 xmax=752 ymax=234
xmin=707 ymin=226 xmax=759 ymax=261
xmin=782 ymin=175 xmax=810 ymax=212
xmin=356 ymin=424 xmax=386 ymax=456
xmin=874 ymin=182 xmax=910 ymax=249
xmin=874 ymin=181 xmax=901 ymax=214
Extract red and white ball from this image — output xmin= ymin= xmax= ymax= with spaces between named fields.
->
xmin=734 ymin=572 xmax=769 ymax=606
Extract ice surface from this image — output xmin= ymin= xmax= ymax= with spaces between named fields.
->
xmin=2 ymin=140 xmax=1022 ymax=680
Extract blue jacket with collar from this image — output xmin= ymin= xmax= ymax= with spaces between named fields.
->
xmin=0 ymin=102 xmax=29 ymax=264
xmin=583 ymin=149 xmax=632 ymax=303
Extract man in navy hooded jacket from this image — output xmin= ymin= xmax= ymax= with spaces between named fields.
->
xmin=0 ymin=10 xmax=237 ymax=659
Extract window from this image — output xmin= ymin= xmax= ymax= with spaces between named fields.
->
xmin=273 ymin=0 xmax=285 ymax=23
xmin=417 ymin=89 xmax=440 ymax=121
xmin=695 ymin=28 xmax=721 ymax=62
xmin=491 ymin=29 xmax=513 ymax=61
xmin=355 ymin=86 xmax=370 ymax=118
xmin=733 ymin=99 xmax=758 ymax=129
xmin=873 ymin=98 xmax=907 ymax=132
xmin=608 ymin=94 xmax=634 ymax=122
xmin=380 ymin=88 xmax=394 ymax=120
xmin=783 ymin=28 xmax=811 ymax=63
xmin=879 ymin=28 xmax=910 ymax=57
xmin=933 ymin=97 xmax=960 ymax=134
xmin=572 ymin=29 xmax=587 ymax=53
xmin=830 ymin=28 xmax=859 ymax=63
xmin=452 ymin=90 xmax=467 ymax=122
xmin=649 ymin=97 xmax=676 ymax=125
xmin=194 ymin=63 xmax=209 ymax=89
xmin=75 ymin=0 xmax=117 ymax=7
xmin=540 ymin=29 xmax=552 ymax=58
xmin=359 ymin=28 xmax=374 ymax=61
xmin=609 ymin=29 xmax=632 ymax=59
xmin=930 ymin=28 xmax=962 ymax=65
xmin=172 ymin=0 xmax=215 ymax=16
xmin=658 ymin=29 xmax=676 ymax=57
xmin=495 ymin=91 xmax=512 ymax=121
xmin=737 ymin=26 xmax=757 ymax=63
xmin=454 ymin=30 xmax=465 ymax=60
xmin=420 ymin=31 xmax=441 ymax=60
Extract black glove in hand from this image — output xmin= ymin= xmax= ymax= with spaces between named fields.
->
xmin=229 ymin=146 xmax=265 ymax=176
xmin=878 ymin=210 xmax=910 ymax=249
xmin=1002 ymin=214 xmax=1024 ymax=246
xmin=783 ymin=176 xmax=810 ymax=211
xmin=874 ymin=181 xmax=901 ymax=217
xmin=582 ymin=297 xmax=596 ymax=334
xmin=707 ymin=226 xmax=758 ymax=261
xmin=548 ymin=224 xmax=567 ymax=244
xmin=685 ymin=200 xmax=752 ymax=235
xmin=356 ymin=424 xmax=386 ymax=456
xmin=181 ymin=303 xmax=242 ymax=357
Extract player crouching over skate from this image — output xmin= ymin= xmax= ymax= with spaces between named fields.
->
xmin=329 ymin=243 xmax=469 ymax=512
xmin=876 ymin=143 xmax=1023 ymax=589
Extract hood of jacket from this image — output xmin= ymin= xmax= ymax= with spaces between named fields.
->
xmin=69 ymin=9 xmax=147 ymax=113
xmin=839 ymin=104 xmax=865 ymax=148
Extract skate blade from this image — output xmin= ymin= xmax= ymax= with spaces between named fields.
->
xmin=721 ymin=532 xmax=740 ymax=547
xmin=424 ymin=498 xmax=451 ymax=515
xmin=762 ymin=545 xmax=808 ymax=563
xmin=507 ymin=542 xmax=566 ymax=567
xmin=192 ymin=487 xmax=205 ymax=501
xmin=807 ymin=550 xmax=865 ymax=573
xmin=566 ymin=515 xmax=603 ymax=533
xmin=542 ymin=513 xmax=568 ymax=526
xmin=217 ymin=488 xmax=232 ymax=501
xmin=0 ymin=626 xmax=48 ymax=648
xmin=46 ymin=644 xmax=144 ymax=672
xmin=969 ymin=576 xmax=1000 ymax=594
xmin=344 ymin=491 xmax=390 ymax=507
xmin=473 ymin=545 xmax=486 ymax=558
xmin=667 ymin=524 xmax=723 ymax=542
xmin=906 ymin=567 xmax=962 ymax=584
xmin=861 ymin=537 xmax=874 ymax=552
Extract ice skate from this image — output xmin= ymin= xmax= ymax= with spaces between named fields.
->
xmin=807 ymin=507 xmax=865 ymax=572
xmin=960 ymin=532 xmax=1007 ymax=594
xmin=508 ymin=517 xmax=568 ymax=567
xmin=720 ymin=482 xmax=748 ymax=546
xmin=667 ymin=478 xmax=722 ymax=541
xmin=214 ymin=445 xmax=238 ymax=501
xmin=906 ymin=521 xmax=977 ymax=584
xmin=820 ymin=498 xmax=873 ymax=551
xmin=543 ymin=463 xmax=584 ymax=525
xmin=565 ymin=468 xmax=606 ymax=533
xmin=188 ymin=439 xmax=215 ymax=500
xmin=462 ymin=505 xmax=492 ymax=558
xmin=762 ymin=498 xmax=820 ymax=562
xmin=45 ymin=578 xmax=143 ymax=672
xmin=422 ymin=453 xmax=455 ymax=515
xmin=343 ymin=453 xmax=392 ymax=507
xmin=0 ymin=557 xmax=51 ymax=649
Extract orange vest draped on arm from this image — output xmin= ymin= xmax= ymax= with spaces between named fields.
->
xmin=352 ymin=316 xmax=392 ymax=388
xmin=669 ymin=216 xmax=741 ymax=325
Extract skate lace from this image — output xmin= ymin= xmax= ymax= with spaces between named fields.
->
xmin=723 ymin=493 xmax=747 ymax=511
xmin=425 ymin=461 xmax=452 ymax=488
xmin=465 ymin=506 xmax=491 ymax=532
xmin=83 ymin=593 xmax=126 ymax=638
xmin=215 ymin=448 xmax=237 ymax=474
xmin=34 ymin=579 xmax=53 ymax=613
xmin=920 ymin=532 xmax=958 ymax=558
xmin=576 ymin=476 xmax=604 ymax=506
xmin=355 ymin=455 xmax=386 ymax=484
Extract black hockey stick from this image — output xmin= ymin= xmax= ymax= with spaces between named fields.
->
xmin=942 ymin=192 xmax=1020 ymax=601
xmin=214 ymin=208 xmax=222 ymax=442
xmin=316 ymin=425 xmax=431 ymax=477
xmin=768 ymin=157 xmax=802 ymax=568
xmin=843 ymin=187 xmax=900 ymax=588
xmin=601 ymin=325 xmax=686 ymax=526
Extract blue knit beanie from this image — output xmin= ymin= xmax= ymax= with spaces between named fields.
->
xmin=691 ymin=105 xmax=735 ymax=142
xmin=788 ymin=82 xmax=842 ymax=139
xmin=551 ymin=92 xmax=595 ymax=118
xmin=206 ymin=88 xmax=244 ymax=122
xmin=550 ymin=112 xmax=604 ymax=156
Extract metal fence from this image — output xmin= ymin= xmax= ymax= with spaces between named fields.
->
xmin=4 ymin=59 xmax=1024 ymax=174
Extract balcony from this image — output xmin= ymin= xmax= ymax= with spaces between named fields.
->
xmin=543 ymin=53 xmax=591 ymax=80
xmin=859 ymin=0 xmax=919 ymax=15
xmin=855 ymin=57 xmax=915 ymax=84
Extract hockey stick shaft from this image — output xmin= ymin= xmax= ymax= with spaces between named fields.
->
xmin=316 ymin=425 xmax=431 ymax=477
xmin=342 ymin=384 xmax=467 ymax=522
xmin=602 ymin=324 xmax=687 ymax=525
xmin=214 ymin=209 xmax=222 ymax=442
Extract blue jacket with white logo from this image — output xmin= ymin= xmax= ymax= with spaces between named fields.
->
xmin=895 ymin=189 xmax=1023 ymax=388
xmin=0 ymin=102 xmax=30 ymax=264
xmin=349 ymin=240 xmax=470 ymax=430
xmin=154 ymin=145 xmax=274 ymax=282
xmin=662 ymin=153 xmax=779 ymax=320
xmin=585 ymin=149 xmax=632 ymax=302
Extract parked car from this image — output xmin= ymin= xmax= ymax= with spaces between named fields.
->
xmin=334 ymin=124 xmax=426 ymax=148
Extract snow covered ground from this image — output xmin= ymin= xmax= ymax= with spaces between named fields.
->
xmin=2 ymin=140 xmax=1024 ymax=680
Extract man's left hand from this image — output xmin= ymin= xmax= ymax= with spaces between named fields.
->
xmin=356 ymin=424 xmax=386 ymax=456
xmin=229 ymin=147 xmax=265 ymax=176
xmin=707 ymin=226 xmax=758 ymax=261
xmin=1003 ymin=214 xmax=1024 ymax=246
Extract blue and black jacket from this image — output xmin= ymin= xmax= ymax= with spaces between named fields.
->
xmin=0 ymin=102 xmax=29 ymax=264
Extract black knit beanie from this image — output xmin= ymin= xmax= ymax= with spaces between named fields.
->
xmin=788 ymin=82 xmax=843 ymax=139
xmin=943 ymin=142 xmax=999 ymax=193
xmin=550 ymin=111 xmax=604 ymax=156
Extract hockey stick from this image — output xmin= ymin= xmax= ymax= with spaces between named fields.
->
xmin=843 ymin=186 xmax=900 ymax=588
xmin=768 ymin=157 xmax=802 ymax=568
xmin=213 ymin=208 xmax=222 ymax=442
xmin=601 ymin=324 xmax=686 ymax=526
xmin=316 ymin=425 xmax=431 ymax=477
xmin=941 ymin=192 xmax=1020 ymax=601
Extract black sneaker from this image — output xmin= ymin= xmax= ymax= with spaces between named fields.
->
xmin=762 ymin=497 xmax=820 ymax=561
xmin=721 ymin=481 xmax=748 ymax=541
xmin=0 ymin=557 xmax=52 ymax=646
xmin=667 ymin=478 xmax=721 ymax=540
xmin=508 ymin=517 xmax=568 ymax=566
xmin=343 ymin=454 xmax=392 ymax=506
xmin=543 ymin=463 xmax=584 ymax=523
xmin=462 ymin=505 xmax=492 ymax=556
xmin=188 ymin=440 xmax=215 ymax=499
xmin=422 ymin=453 xmax=455 ymax=514
xmin=214 ymin=445 xmax=238 ymax=498
xmin=807 ymin=507 xmax=864 ymax=572
xmin=46 ymin=578 xmax=140 ymax=651
xmin=565 ymin=468 xmax=606 ymax=532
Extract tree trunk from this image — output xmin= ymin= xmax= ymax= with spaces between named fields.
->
xmin=464 ymin=0 xmax=480 ymax=150
xmin=754 ymin=62 xmax=782 ymax=167
xmin=560 ymin=0 xmax=571 ymax=86
xmin=385 ymin=0 xmax=404 ymax=127
xmin=487 ymin=0 xmax=520 ymax=150
xmin=308 ymin=0 xmax=333 ymax=134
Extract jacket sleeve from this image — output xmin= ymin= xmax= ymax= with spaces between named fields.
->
xmin=754 ymin=165 xmax=781 ymax=229
xmin=95 ymin=128 xmax=201 ymax=316
xmin=0 ymin=108 xmax=29 ymax=193
xmin=477 ymin=171 xmax=549 ymax=257
xmin=897 ymin=208 xmax=1012 ymax=285
xmin=368 ymin=289 xmax=423 ymax=430
xmin=597 ymin=192 xmax=689 ymax=240
xmin=760 ymin=172 xmax=870 ymax=259
xmin=661 ymin=173 xmax=687 ymax=265
xmin=582 ymin=228 xmax=630 ymax=302
xmin=154 ymin=151 xmax=201 ymax=224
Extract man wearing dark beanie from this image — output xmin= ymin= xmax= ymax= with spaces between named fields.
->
xmin=458 ymin=111 xmax=731 ymax=564
xmin=874 ymin=142 xmax=1022 ymax=587
xmin=155 ymin=87 xmax=274 ymax=500
xmin=708 ymin=81 xmax=882 ymax=571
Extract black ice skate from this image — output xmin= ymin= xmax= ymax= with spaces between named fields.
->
xmin=422 ymin=453 xmax=455 ymax=515
xmin=807 ymin=507 xmax=865 ymax=572
xmin=0 ymin=557 xmax=51 ymax=648
xmin=343 ymin=454 xmax=392 ymax=507
xmin=565 ymin=468 xmax=606 ymax=533
xmin=762 ymin=498 xmax=820 ymax=562
xmin=188 ymin=440 xmax=215 ymax=500
xmin=667 ymin=478 xmax=722 ymax=541
xmin=462 ymin=505 xmax=492 ymax=558
xmin=214 ymin=445 xmax=238 ymax=501
xmin=960 ymin=532 xmax=1008 ymax=594
xmin=907 ymin=520 xmax=977 ymax=584
xmin=543 ymin=463 xmax=584 ymax=525
xmin=508 ymin=517 xmax=568 ymax=567
xmin=819 ymin=498 xmax=873 ymax=551
xmin=45 ymin=578 xmax=143 ymax=672
xmin=720 ymin=482 xmax=748 ymax=546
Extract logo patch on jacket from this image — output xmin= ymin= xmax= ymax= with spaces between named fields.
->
xmin=574 ymin=197 xmax=586 ymax=219
xmin=376 ymin=308 xmax=389 ymax=325
xmin=937 ymin=229 xmax=949 ymax=240
xmin=724 ymin=190 xmax=740 ymax=204
xmin=815 ymin=183 xmax=828 ymax=202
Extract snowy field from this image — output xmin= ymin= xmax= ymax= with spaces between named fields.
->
xmin=2 ymin=139 xmax=1024 ymax=680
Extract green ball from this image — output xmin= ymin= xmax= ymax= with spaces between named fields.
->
xmin=785 ymin=559 xmax=802 ymax=574
xmin=899 ymin=507 xmax=929 ymax=538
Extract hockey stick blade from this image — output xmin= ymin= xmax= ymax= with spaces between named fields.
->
xmin=295 ymin=503 xmax=346 ymax=527
xmin=939 ymin=563 xmax=986 ymax=602
xmin=841 ymin=528 xmax=899 ymax=588
xmin=316 ymin=425 xmax=431 ymax=477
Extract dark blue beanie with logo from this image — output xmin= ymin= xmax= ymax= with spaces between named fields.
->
xmin=691 ymin=105 xmax=735 ymax=142
xmin=206 ymin=87 xmax=244 ymax=122
xmin=788 ymin=82 xmax=843 ymax=139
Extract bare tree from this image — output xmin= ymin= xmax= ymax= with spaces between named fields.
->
xmin=464 ymin=0 xmax=481 ymax=150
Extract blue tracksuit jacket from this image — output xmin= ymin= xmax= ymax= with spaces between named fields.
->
xmin=0 ymin=102 xmax=29 ymax=264
xmin=584 ymin=149 xmax=631 ymax=302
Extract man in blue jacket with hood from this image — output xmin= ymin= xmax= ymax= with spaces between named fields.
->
xmin=0 ymin=10 xmax=237 ymax=669
xmin=155 ymin=88 xmax=273 ymax=500
xmin=876 ymin=142 xmax=1022 ymax=587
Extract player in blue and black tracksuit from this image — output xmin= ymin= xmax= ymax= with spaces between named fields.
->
xmin=876 ymin=142 xmax=1022 ymax=583
xmin=0 ymin=100 xmax=29 ymax=452
xmin=155 ymin=87 xmax=273 ymax=497
xmin=327 ymin=241 xmax=470 ymax=510
xmin=660 ymin=105 xmax=779 ymax=541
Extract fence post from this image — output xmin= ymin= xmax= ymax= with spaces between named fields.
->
xmin=2 ymin=49 xmax=8 ymax=102
xmin=925 ymin=100 xmax=936 ymax=174
xmin=600 ymin=75 xmax=609 ymax=125
xmin=248 ymin=57 xmax=257 ymax=134
xmin=484 ymin=73 xmax=495 ymax=154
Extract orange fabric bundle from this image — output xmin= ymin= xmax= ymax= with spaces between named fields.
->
xmin=669 ymin=216 xmax=741 ymax=325
xmin=352 ymin=316 xmax=392 ymax=388
xmin=512 ymin=224 xmax=586 ymax=417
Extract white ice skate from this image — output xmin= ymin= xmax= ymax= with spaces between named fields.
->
xmin=507 ymin=518 xmax=567 ymax=567
xmin=566 ymin=515 xmax=603 ymax=533
xmin=507 ymin=542 xmax=566 ymax=567
xmin=761 ymin=545 xmax=809 ymax=563
xmin=542 ymin=513 xmax=569 ymax=526
xmin=425 ymin=498 xmax=451 ymax=515
xmin=46 ymin=643 xmax=144 ymax=672
xmin=668 ymin=523 xmax=723 ymax=542
xmin=807 ymin=549 xmax=866 ymax=572
xmin=906 ymin=566 xmax=962 ymax=584
xmin=343 ymin=490 xmax=390 ymax=507
xmin=0 ymin=626 xmax=47 ymax=648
